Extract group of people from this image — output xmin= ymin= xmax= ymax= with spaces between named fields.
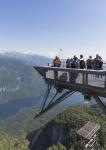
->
xmin=53 ymin=54 xmax=103 ymax=70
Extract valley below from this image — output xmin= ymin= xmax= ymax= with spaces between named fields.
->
xmin=0 ymin=53 xmax=105 ymax=150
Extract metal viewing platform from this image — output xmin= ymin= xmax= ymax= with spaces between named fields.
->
xmin=34 ymin=66 xmax=106 ymax=118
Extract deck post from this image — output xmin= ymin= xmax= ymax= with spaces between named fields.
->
xmin=105 ymin=73 xmax=106 ymax=88
xmin=54 ymin=70 xmax=58 ymax=81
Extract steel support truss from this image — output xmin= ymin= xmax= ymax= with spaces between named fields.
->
xmin=34 ymin=85 xmax=75 ymax=119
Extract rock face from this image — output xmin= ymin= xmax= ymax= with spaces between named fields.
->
xmin=28 ymin=120 xmax=71 ymax=150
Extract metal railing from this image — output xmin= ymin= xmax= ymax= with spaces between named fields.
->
xmin=44 ymin=67 xmax=106 ymax=89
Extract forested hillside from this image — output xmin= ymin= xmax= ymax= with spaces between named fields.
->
xmin=28 ymin=105 xmax=106 ymax=150
xmin=0 ymin=105 xmax=105 ymax=150
xmin=0 ymin=132 xmax=29 ymax=150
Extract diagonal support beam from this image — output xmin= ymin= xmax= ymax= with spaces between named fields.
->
xmin=93 ymin=96 xmax=106 ymax=114
xmin=41 ymin=85 xmax=51 ymax=111
xmin=34 ymin=90 xmax=75 ymax=119
xmin=47 ymin=91 xmax=58 ymax=106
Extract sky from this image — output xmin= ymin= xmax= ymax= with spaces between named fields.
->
xmin=0 ymin=0 xmax=106 ymax=59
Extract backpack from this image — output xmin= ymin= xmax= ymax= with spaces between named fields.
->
xmin=80 ymin=59 xmax=85 ymax=69
xmin=66 ymin=59 xmax=70 ymax=68
xmin=94 ymin=58 xmax=99 ymax=69
xmin=71 ymin=60 xmax=77 ymax=68
xmin=87 ymin=59 xmax=93 ymax=69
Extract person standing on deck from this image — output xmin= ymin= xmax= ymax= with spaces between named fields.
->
xmin=79 ymin=54 xmax=85 ymax=69
xmin=87 ymin=55 xmax=93 ymax=69
xmin=66 ymin=58 xmax=71 ymax=68
xmin=93 ymin=54 xmax=100 ymax=70
xmin=98 ymin=56 xmax=103 ymax=70
xmin=53 ymin=56 xmax=61 ymax=67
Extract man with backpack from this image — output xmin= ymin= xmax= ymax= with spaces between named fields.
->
xmin=98 ymin=56 xmax=103 ymax=70
xmin=87 ymin=55 xmax=93 ymax=69
xmin=79 ymin=54 xmax=85 ymax=69
xmin=66 ymin=58 xmax=71 ymax=68
xmin=71 ymin=55 xmax=78 ymax=68
xmin=93 ymin=54 xmax=100 ymax=70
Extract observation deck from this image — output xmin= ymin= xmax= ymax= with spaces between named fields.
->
xmin=34 ymin=66 xmax=106 ymax=117
xmin=34 ymin=66 xmax=106 ymax=98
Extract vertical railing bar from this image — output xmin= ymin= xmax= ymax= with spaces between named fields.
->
xmin=86 ymin=71 xmax=88 ymax=86
xmin=83 ymin=71 xmax=85 ymax=86
xmin=105 ymin=72 xmax=106 ymax=88
xmin=54 ymin=70 xmax=58 ymax=82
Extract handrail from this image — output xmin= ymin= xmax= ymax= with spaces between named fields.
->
xmin=34 ymin=66 xmax=106 ymax=74
xmin=34 ymin=66 xmax=106 ymax=97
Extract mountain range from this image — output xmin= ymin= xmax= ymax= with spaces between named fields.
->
xmin=0 ymin=50 xmax=51 ymax=65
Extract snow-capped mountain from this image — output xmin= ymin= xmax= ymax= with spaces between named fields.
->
xmin=0 ymin=50 xmax=51 ymax=66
